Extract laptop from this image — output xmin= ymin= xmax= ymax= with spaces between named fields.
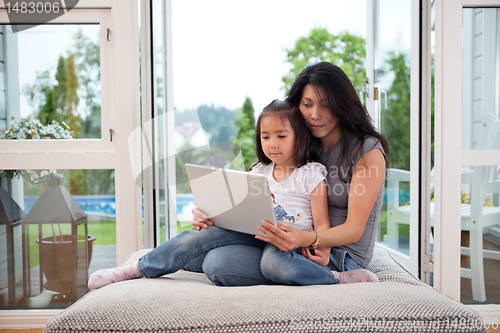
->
xmin=184 ymin=163 xmax=277 ymax=236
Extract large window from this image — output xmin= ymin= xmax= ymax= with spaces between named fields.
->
xmin=0 ymin=2 xmax=141 ymax=314
xmin=146 ymin=0 xmax=369 ymax=246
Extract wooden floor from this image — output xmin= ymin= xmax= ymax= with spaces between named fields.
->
xmin=460 ymin=232 xmax=500 ymax=303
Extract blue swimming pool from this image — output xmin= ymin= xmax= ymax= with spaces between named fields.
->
xmin=24 ymin=195 xmax=196 ymax=217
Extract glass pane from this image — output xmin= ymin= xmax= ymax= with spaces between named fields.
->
xmin=460 ymin=165 xmax=500 ymax=304
xmin=462 ymin=8 xmax=500 ymax=150
xmin=169 ymin=0 xmax=367 ymax=237
xmin=0 ymin=169 xmax=115 ymax=309
xmin=460 ymin=7 xmax=500 ymax=304
xmin=152 ymin=0 xmax=169 ymax=244
xmin=376 ymin=0 xmax=412 ymax=254
xmin=0 ymin=24 xmax=101 ymax=140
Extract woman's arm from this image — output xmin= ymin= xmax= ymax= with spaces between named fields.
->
xmin=257 ymin=148 xmax=386 ymax=251
xmin=304 ymin=180 xmax=331 ymax=266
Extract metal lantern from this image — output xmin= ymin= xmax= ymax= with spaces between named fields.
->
xmin=0 ymin=185 xmax=27 ymax=307
xmin=23 ymin=174 xmax=89 ymax=305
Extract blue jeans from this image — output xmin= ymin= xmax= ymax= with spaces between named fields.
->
xmin=203 ymin=245 xmax=364 ymax=286
xmin=138 ymin=226 xmax=363 ymax=286
xmin=137 ymin=226 xmax=265 ymax=278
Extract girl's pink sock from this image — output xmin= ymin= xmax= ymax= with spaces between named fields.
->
xmin=332 ymin=269 xmax=379 ymax=284
xmin=88 ymin=262 xmax=143 ymax=289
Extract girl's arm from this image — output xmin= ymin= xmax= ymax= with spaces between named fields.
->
xmin=191 ymin=207 xmax=213 ymax=230
xmin=257 ymin=148 xmax=386 ymax=251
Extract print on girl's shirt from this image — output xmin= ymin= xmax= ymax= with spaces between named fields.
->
xmin=271 ymin=193 xmax=302 ymax=223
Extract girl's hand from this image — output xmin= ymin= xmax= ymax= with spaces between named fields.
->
xmin=301 ymin=247 xmax=330 ymax=267
xmin=191 ymin=207 xmax=213 ymax=231
xmin=256 ymin=221 xmax=311 ymax=251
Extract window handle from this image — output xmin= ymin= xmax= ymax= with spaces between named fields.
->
xmin=380 ymin=90 xmax=388 ymax=109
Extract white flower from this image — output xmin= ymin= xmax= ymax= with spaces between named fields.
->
xmin=30 ymin=171 xmax=39 ymax=181
xmin=40 ymin=170 xmax=49 ymax=177
xmin=62 ymin=121 xmax=70 ymax=129
xmin=3 ymin=118 xmax=74 ymax=142
xmin=49 ymin=169 xmax=57 ymax=174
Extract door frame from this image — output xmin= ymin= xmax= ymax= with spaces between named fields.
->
xmin=434 ymin=0 xmax=500 ymax=317
xmin=366 ymin=0 xmax=429 ymax=278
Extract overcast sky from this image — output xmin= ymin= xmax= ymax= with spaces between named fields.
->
xmin=170 ymin=0 xmax=368 ymax=115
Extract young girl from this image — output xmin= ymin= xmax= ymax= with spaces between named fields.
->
xmin=251 ymin=100 xmax=377 ymax=285
xmin=88 ymin=99 xmax=377 ymax=289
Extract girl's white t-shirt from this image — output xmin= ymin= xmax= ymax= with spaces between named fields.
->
xmin=250 ymin=162 xmax=327 ymax=230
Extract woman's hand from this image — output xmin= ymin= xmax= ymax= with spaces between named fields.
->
xmin=301 ymin=247 xmax=330 ymax=267
xmin=191 ymin=207 xmax=213 ymax=231
xmin=256 ymin=221 xmax=313 ymax=252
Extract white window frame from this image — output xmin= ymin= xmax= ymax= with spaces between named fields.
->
xmin=366 ymin=0 xmax=431 ymax=278
xmin=140 ymin=0 xmax=176 ymax=248
xmin=434 ymin=0 xmax=500 ymax=319
xmin=0 ymin=0 xmax=141 ymax=328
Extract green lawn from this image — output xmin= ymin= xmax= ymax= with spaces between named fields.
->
xmin=26 ymin=221 xmax=192 ymax=268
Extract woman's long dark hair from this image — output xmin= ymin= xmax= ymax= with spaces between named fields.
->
xmin=253 ymin=99 xmax=320 ymax=168
xmin=285 ymin=62 xmax=389 ymax=182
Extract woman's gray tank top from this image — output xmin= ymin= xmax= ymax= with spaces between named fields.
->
xmin=316 ymin=135 xmax=385 ymax=267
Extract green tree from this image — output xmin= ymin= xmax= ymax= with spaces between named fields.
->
xmin=38 ymin=88 xmax=60 ymax=124
xmin=64 ymin=54 xmax=82 ymax=136
xmin=54 ymin=56 xmax=67 ymax=112
xmin=71 ymin=29 xmax=101 ymax=138
xmin=234 ymin=97 xmax=257 ymax=170
xmin=380 ymin=51 xmax=436 ymax=170
xmin=282 ymin=28 xmax=366 ymax=94
xmin=380 ymin=51 xmax=411 ymax=170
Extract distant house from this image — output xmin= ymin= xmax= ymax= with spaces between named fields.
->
xmin=174 ymin=122 xmax=211 ymax=153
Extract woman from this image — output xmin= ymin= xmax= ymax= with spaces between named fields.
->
xmin=194 ymin=62 xmax=388 ymax=285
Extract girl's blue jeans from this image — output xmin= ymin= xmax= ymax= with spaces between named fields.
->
xmin=138 ymin=226 xmax=364 ymax=286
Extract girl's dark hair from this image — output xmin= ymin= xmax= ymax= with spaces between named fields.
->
xmin=285 ymin=62 xmax=389 ymax=181
xmin=254 ymin=99 xmax=320 ymax=168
